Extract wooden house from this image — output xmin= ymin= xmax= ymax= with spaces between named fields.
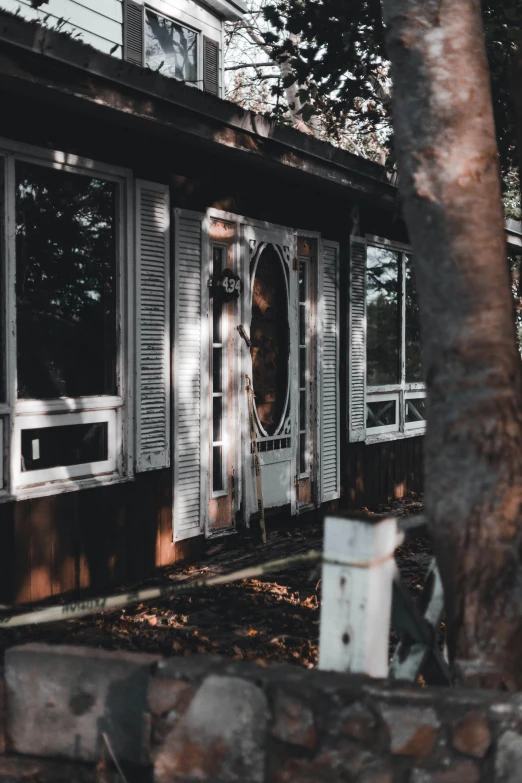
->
xmin=0 ymin=1 xmax=427 ymax=605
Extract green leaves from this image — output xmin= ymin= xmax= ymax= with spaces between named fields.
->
xmin=256 ymin=0 xmax=521 ymax=179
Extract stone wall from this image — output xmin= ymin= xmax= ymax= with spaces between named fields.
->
xmin=0 ymin=644 xmax=522 ymax=782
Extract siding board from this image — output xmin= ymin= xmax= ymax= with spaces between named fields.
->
xmin=139 ymin=0 xmax=221 ymax=34
xmin=0 ymin=0 xmax=122 ymax=54
xmin=342 ymin=437 xmax=424 ymax=510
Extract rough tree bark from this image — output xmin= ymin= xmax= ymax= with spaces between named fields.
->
xmin=382 ymin=0 xmax=522 ymax=689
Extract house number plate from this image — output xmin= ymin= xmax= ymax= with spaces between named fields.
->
xmin=219 ymin=268 xmax=241 ymax=301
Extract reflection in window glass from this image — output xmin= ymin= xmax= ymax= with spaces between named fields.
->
xmin=15 ymin=162 xmax=117 ymax=400
xmin=0 ymin=159 xmax=4 ymax=401
xmin=145 ymin=10 xmax=198 ymax=84
xmin=366 ymin=399 xmax=397 ymax=429
xmin=367 ymin=246 xmax=399 ymax=385
xmin=21 ymin=422 xmax=108 ymax=471
xmin=405 ymin=255 xmax=422 ymax=382
xmin=406 ymin=398 xmax=426 ymax=423
xmin=251 ymin=245 xmax=289 ymax=435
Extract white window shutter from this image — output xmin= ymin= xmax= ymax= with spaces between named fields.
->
xmin=173 ymin=210 xmax=205 ymax=541
xmin=136 ymin=180 xmax=171 ymax=473
xmin=349 ymin=236 xmax=367 ymax=442
xmin=319 ymin=239 xmax=340 ymax=503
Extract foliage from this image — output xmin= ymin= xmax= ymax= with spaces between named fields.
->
xmin=244 ymin=0 xmax=522 ymax=196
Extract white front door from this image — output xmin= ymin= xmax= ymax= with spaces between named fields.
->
xmin=241 ymin=223 xmax=299 ymax=519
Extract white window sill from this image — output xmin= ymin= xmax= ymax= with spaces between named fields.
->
xmin=364 ymin=427 xmax=425 ymax=445
xmin=0 ymin=473 xmax=135 ymax=503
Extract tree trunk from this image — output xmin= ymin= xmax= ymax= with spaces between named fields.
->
xmin=382 ymin=0 xmax=522 ymax=689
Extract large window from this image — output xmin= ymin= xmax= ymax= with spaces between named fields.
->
xmin=0 ymin=145 xmax=130 ymax=497
xmin=145 ymin=8 xmax=198 ymax=84
xmin=365 ymin=241 xmax=425 ymax=437
xmin=15 ymin=163 xmax=117 ymax=400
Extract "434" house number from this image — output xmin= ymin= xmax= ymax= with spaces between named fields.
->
xmin=219 ymin=268 xmax=241 ymax=301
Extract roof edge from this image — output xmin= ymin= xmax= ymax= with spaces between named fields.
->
xmin=201 ymin=0 xmax=247 ymax=20
xmin=0 ymin=8 xmax=396 ymax=200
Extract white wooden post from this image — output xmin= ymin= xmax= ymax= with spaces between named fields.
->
xmin=318 ymin=515 xmax=403 ymax=678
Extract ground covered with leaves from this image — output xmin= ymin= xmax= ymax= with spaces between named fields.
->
xmin=0 ymin=495 xmax=430 ymax=667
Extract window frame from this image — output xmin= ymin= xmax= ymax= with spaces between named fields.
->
xmin=14 ymin=408 xmax=119 ymax=488
xmin=364 ymin=234 xmax=426 ymax=444
xmin=209 ymin=240 xmax=229 ymax=499
xmin=0 ymin=137 xmax=134 ymax=501
xmin=298 ymin=254 xmax=311 ymax=479
xmin=144 ymin=3 xmax=202 ymax=88
xmin=365 ymin=392 xmax=400 ymax=436
xmin=404 ymin=391 xmax=427 ymax=432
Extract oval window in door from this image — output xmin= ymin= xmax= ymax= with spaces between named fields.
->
xmin=250 ymin=244 xmax=289 ymax=435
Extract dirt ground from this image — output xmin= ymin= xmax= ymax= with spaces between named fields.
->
xmin=0 ymin=494 xmax=430 ymax=667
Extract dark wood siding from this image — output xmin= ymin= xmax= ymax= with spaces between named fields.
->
xmin=0 ymin=472 xmax=202 ymax=607
xmin=342 ymin=436 xmax=424 ymax=510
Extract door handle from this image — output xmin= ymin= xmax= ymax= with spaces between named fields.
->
xmin=237 ymin=324 xmax=251 ymax=348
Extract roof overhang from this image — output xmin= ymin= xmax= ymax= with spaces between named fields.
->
xmin=200 ymin=0 xmax=247 ymax=21
xmin=0 ymin=10 xmax=397 ymax=210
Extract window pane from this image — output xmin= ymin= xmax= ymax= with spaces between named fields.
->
xmin=16 ymin=162 xmax=117 ymax=400
xmin=405 ymin=255 xmax=422 ymax=382
xmin=250 ymin=244 xmax=289 ymax=435
xmin=213 ymin=348 xmax=222 ymax=394
xmin=300 ymin=389 xmax=306 ymax=431
xmin=0 ymin=159 xmax=4 ymax=401
xmin=299 ymin=261 xmax=305 ymax=302
xmin=367 ymin=247 xmax=400 ymax=385
xmin=145 ymin=10 xmax=198 ymax=84
xmin=212 ymin=445 xmax=223 ymax=493
xmin=299 ymin=346 xmax=306 ymax=389
xmin=366 ymin=399 xmax=396 ymax=429
xmin=212 ymin=246 xmax=225 ymax=343
xmin=406 ymin=398 xmax=426 ymax=423
xmin=299 ymin=432 xmax=307 ymax=474
xmin=299 ymin=303 xmax=306 ymax=346
xmin=21 ymin=422 xmax=108 ymax=471
xmin=213 ymin=244 xmax=224 ymax=278
xmin=213 ymin=396 xmax=222 ymax=442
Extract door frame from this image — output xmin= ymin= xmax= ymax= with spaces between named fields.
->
xmin=205 ymin=215 xmax=242 ymax=538
xmin=294 ymin=229 xmax=322 ymax=513
xmin=173 ymin=209 xmax=324 ymax=542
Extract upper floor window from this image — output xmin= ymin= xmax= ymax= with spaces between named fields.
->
xmin=124 ymin=0 xmax=220 ymax=95
xmin=145 ymin=9 xmax=198 ymax=84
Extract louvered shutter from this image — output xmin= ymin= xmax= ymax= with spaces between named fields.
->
xmin=124 ymin=0 xmax=144 ymax=66
xmin=319 ymin=240 xmax=340 ymax=503
xmin=173 ymin=210 xmax=205 ymax=541
xmin=203 ymin=37 xmax=219 ymax=95
xmin=349 ymin=236 xmax=367 ymax=442
xmin=136 ymin=180 xmax=170 ymax=472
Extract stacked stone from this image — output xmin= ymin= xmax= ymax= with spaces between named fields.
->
xmin=0 ymin=644 xmax=521 ymax=781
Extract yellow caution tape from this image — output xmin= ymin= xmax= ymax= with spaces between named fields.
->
xmin=0 ymin=550 xmax=322 ymax=628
